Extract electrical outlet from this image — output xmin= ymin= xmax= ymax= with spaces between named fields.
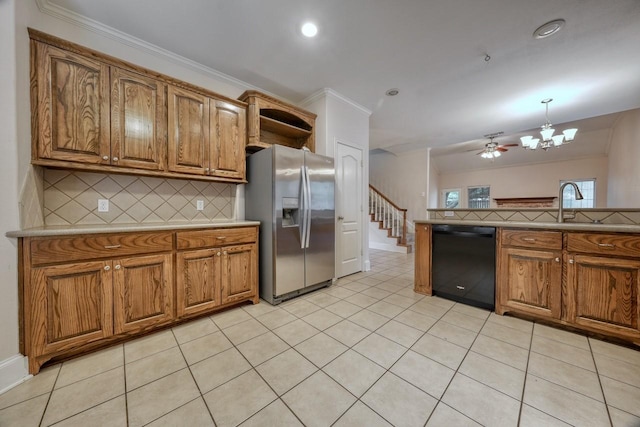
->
xmin=98 ymin=199 xmax=109 ymax=212
xmin=196 ymin=200 xmax=204 ymax=211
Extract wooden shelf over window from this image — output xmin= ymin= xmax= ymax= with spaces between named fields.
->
xmin=494 ymin=197 xmax=557 ymax=208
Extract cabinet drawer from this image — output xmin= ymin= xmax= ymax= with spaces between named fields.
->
xmin=567 ymin=233 xmax=640 ymax=258
xmin=501 ymin=229 xmax=562 ymax=250
xmin=30 ymin=232 xmax=173 ymax=265
xmin=176 ymin=227 xmax=257 ymax=250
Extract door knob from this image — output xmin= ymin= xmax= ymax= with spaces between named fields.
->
xmin=338 ymin=216 xmax=344 ymax=220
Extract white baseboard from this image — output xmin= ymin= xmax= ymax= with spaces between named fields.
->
xmin=364 ymin=259 xmax=371 ymax=271
xmin=369 ymin=241 xmax=410 ymax=253
xmin=0 ymin=355 xmax=30 ymax=395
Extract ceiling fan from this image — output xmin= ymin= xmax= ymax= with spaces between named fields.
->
xmin=476 ymin=132 xmax=518 ymax=159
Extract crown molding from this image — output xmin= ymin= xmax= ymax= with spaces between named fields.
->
xmin=34 ymin=0 xmax=265 ymax=94
xmin=301 ymin=88 xmax=372 ymax=116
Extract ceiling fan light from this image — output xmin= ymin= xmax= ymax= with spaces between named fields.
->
xmin=540 ymin=127 xmax=555 ymax=141
xmin=493 ymin=150 xmax=501 ymax=157
xmin=552 ymin=134 xmax=565 ymax=146
xmin=529 ymin=138 xmax=540 ymax=149
xmin=563 ymin=128 xmax=578 ymax=141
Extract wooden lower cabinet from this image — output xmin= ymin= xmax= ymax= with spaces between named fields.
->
xmin=176 ymin=227 xmax=259 ymax=318
xmin=414 ymin=224 xmax=432 ymax=295
xmin=22 ymin=226 xmax=259 ymax=374
xmin=221 ymin=244 xmax=257 ymax=305
xmin=113 ymin=254 xmax=173 ymax=334
xmin=566 ymin=254 xmax=640 ymax=340
xmin=176 ymin=248 xmax=222 ymax=317
xmin=30 ymin=260 xmax=113 ymax=362
xmin=497 ymin=247 xmax=562 ymax=319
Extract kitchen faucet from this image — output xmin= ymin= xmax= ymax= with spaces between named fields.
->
xmin=558 ymin=182 xmax=584 ymax=223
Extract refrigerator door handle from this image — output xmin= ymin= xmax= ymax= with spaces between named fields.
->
xmin=304 ymin=166 xmax=312 ymax=249
xmin=300 ymin=165 xmax=308 ymax=249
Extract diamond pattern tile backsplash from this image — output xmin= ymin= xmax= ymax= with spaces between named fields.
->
xmin=44 ymin=170 xmax=235 ymax=226
xmin=428 ymin=209 xmax=640 ymax=225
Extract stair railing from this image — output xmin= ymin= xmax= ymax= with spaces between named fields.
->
xmin=369 ymin=185 xmax=407 ymax=246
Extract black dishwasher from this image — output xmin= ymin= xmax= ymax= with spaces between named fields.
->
xmin=431 ymin=225 xmax=496 ymax=310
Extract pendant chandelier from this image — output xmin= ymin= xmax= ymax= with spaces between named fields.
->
xmin=520 ymin=99 xmax=578 ymax=150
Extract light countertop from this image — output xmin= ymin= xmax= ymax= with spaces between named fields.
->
xmin=414 ymin=219 xmax=640 ymax=233
xmin=6 ymin=220 xmax=261 ymax=238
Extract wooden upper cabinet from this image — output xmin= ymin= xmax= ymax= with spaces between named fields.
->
xmin=112 ymin=254 xmax=174 ymax=334
xmin=210 ymin=100 xmax=246 ymax=180
xmin=30 ymin=30 xmax=248 ymax=182
xmin=111 ymin=68 xmax=166 ymax=170
xmin=167 ymin=85 xmax=210 ymax=175
xmin=34 ymin=42 xmax=110 ymax=164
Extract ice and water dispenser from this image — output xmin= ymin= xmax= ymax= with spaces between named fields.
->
xmin=282 ymin=197 xmax=300 ymax=227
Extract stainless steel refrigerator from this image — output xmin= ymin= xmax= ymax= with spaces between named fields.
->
xmin=245 ymin=145 xmax=335 ymax=304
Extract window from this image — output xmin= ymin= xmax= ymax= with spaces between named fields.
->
xmin=468 ymin=186 xmax=490 ymax=208
xmin=560 ymin=179 xmax=595 ymax=208
xmin=441 ymin=188 xmax=461 ymax=209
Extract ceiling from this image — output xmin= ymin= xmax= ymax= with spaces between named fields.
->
xmin=45 ymin=0 xmax=640 ymax=154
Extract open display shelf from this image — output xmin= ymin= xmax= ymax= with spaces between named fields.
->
xmin=239 ymin=90 xmax=316 ymax=153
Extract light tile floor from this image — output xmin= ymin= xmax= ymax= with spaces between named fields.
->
xmin=2 ymin=249 xmax=640 ymax=426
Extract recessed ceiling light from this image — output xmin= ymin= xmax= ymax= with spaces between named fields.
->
xmin=385 ymin=88 xmax=399 ymax=96
xmin=301 ymin=22 xmax=318 ymax=38
xmin=533 ymin=19 xmax=565 ymax=39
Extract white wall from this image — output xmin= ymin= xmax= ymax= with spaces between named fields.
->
xmin=369 ymin=149 xmax=429 ymax=222
xmin=302 ymin=89 xmax=371 ymax=271
xmin=427 ymin=150 xmax=439 ymax=209
xmin=437 ymin=157 xmax=609 ymax=208
xmin=0 ymin=0 xmax=27 ymax=389
xmin=607 ymin=109 xmax=640 ymax=207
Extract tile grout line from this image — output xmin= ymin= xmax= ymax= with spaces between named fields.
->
xmin=422 ymin=304 xmax=494 ymax=426
xmin=588 ymin=338 xmax=614 ymax=427
xmin=516 ymin=321 xmax=535 ymax=427
xmin=38 ymin=365 xmax=62 ymax=427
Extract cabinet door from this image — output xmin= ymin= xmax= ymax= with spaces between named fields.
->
xmin=566 ymin=254 xmax=640 ymax=339
xmin=414 ymin=225 xmax=432 ymax=295
xmin=111 ymin=68 xmax=166 ymax=170
xmin=30 ymin=261 xmax=113 ymax=356
xmin=167 ymin=86 xmax=210 ymax=175
xmin=176 ymin=248 xmax=222 ymax=317
xmin=35 ymin=42 xmax=110 ymax=163
xmin=221 ymin=244 xmax=257 ymax=305
xmin=210 ymin=100 xmax=246 ymax=180
xmin=112 ymin=254 xmax=173 ymax=334
xmin=498 ymin=247 xmax=561 ymax=319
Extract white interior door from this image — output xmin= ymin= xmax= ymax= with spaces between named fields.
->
xmin=335 ymin=142 xmax=363 ymax=278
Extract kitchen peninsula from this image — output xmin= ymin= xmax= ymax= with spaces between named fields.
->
xmin=415 ymin=208 xmax=640 ymax=346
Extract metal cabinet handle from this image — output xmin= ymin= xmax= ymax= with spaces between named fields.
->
xmin=205 ymin=168 xmax=210 ymax=174
xmin=104 ymin=245 xmax=121 ymax=249
xmin=223 ymin=251 xmax=227 ymax=255
xmin=569 ymin=259 xmax=575 ymax=264
xmin=456 ymin=285 xmax=465 ymax=290
xmin=112 ymin=157 xmax=119 ymax=162
xmin=217 ymin=252 xmax=221 ymax=256
xmin=597 ymin=243 xmax=616 ymax=249
xmin=114 ymin=265 xmax=121 ymax=270
xmin=338 ymin=216 xmax=344 ymax=220
xmin=104 ymin=265 xmax=110 ymax=271
xmin=555 ymin=257 xmax=560 ymax=262
xmin=216 ymin=236 xmax=227 ymax=240
xmin=523 ymin=238 xmax=536 ymax=242
xmin=102 ymin=155 xmax=109 ymax=161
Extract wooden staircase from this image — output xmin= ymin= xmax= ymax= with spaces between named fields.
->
xmin=369 ymin=185 xmax=412 ymax=253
